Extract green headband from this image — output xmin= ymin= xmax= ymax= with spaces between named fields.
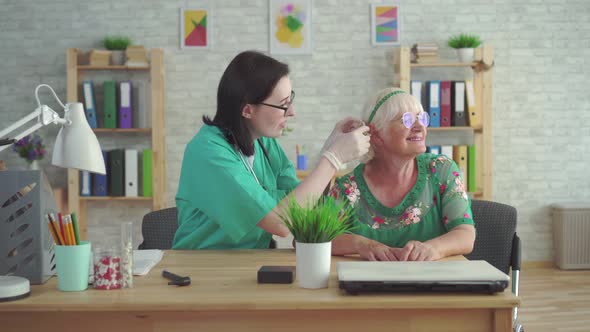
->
xmin=367 ymin=90 xmax=406 ymax=124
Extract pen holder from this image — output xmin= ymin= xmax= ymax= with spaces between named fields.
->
xmin=93 ymin=248 xmax=123 ymax=290
xmin=54 ymin=241 xmax=91 ymax=292
xmin=297 ymin=155 xmax=308 ymax=170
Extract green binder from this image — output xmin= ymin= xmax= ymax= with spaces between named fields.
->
xmin=103 ymin=81 xmax=117 ymax=128
xmin=108 ymin=149 xmax=125 ymax=196
xmin=142 ymin=149 xmax=153 ymax=197
xmin=467 ymin=145 xmax=476 ymax=192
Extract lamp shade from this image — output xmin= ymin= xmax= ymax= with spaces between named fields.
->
xmin=52 ymin=103 xmax=106 ymax=174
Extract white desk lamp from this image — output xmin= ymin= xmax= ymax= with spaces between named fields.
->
xmin=0 ymin=84 xmax=105 ymax=174
xmin=0 ymin=84 xmax=105 ymax=302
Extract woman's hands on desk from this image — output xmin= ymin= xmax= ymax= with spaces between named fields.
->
xmin=354 ymin=237 xmax=441 ymax=261
xmin=395 ymin=240 xmax=441 ymax=261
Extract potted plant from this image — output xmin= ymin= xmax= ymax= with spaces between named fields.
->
xmin=447 ymin=33 xmax=482 ymax=63
xmin=13 ymin=134 xmax=46 ymax=170
xmin=278 ymin=196 xmax=355 ymax=289
xmin=103 ymin=36 xmax=132 ymax=65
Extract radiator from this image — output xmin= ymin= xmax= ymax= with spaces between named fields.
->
xmin=553 ymin=204 xmax=590 ymax=269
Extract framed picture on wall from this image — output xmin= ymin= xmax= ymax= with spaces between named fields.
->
xmin=370 ymin=2 xmax=400 ymax=46
xmin=180 ymin=7 xmax=210 ymax=49
xmin=269 ymin=0 xmax=313 ymax=55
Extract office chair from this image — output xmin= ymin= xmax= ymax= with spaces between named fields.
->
xmin=139 ymin=207 xmax=178 ymax=250
xmin=467 ymin=200 xmax=523 ymax=332
xmin=138 ymin=207 xmax=278 ymax=249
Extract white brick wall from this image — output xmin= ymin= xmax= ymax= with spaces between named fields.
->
xmin=1 ymin=0 xmax=588 ymax=261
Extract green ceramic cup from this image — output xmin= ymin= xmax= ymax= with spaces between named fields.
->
xmin=54 ymin=241 xmax=91 ymax=291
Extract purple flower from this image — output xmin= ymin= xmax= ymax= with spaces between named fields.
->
xmin=13 ymin=134 xmax=46 ymax=162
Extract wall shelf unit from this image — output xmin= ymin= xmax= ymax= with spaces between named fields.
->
xmin=66 ymin=48 xmax=167 ymax=239
xmin=394 ymin=45 xmax=494 ymax=200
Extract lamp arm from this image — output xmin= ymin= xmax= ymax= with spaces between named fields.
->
xmin=0 ymin=106 xmax=68 ymax=140
xmin=35 ymin=84 xmax=65 ymax=109
xmin=0 ymin=85 xmax=69 ymax=153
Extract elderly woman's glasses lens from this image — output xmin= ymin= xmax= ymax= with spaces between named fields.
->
xmin=259 ymin=90 xmax=295 ymax=116
xmin=402 ymin=112 xmax=430 ymax=128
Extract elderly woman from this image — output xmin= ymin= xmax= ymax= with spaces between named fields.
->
xmin=330 ymin=87 xmax=476 ymax=261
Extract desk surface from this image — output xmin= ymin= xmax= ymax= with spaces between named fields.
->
xmin=1 ymin=250 xmax=519 ymax=312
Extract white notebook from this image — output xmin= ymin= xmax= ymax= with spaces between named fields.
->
xmin=133 ymin=249 xmax=164 ymax=276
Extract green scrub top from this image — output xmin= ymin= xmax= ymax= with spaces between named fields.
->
xmin=329 ymin=153 xmax=474 ymax=248
xmin=173 ymin=125 xmax=300 ymax=249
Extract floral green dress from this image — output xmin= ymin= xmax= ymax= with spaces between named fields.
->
xmin=329 ymin=153 xmax=474 ymax=248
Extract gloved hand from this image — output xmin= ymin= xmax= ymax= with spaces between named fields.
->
xmin=321 ymin=119 xmax=370 ymax=170
xmin=320 ymin=117 xmax=365 ymax=155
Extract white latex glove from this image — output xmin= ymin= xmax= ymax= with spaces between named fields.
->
xmin=320 ymin=117 xmax=365 ymax=155
xmin=321 ymin=124 xmax=370 ymax=170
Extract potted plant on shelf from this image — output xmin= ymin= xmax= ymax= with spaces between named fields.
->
xmin=278 ymin=196 xmax=355 ymax=289
xmin=447 ymin=33 xmax=482 ymax=63
xmin=13 ymin=134 xmax=46 ymax=170
xmin=103 ymin=36 xmax=132 ymax=65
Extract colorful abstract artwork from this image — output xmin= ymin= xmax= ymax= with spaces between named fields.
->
xmin=180 ymin=8 xmax=209 ymax=49
xmin=269 ymin=0 xmax=312 ymax=55
xmin=371 ymin=3 xmax=400 ymax=46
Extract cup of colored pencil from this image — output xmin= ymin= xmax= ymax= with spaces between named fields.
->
xmin=47 ymin=212 xmax=81 ymax=246
xmin=47 ymin=212 xmax=91 ymax=292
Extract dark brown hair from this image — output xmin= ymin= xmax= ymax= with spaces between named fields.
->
xmin=203 ymin=50 xmax=289 ymax=155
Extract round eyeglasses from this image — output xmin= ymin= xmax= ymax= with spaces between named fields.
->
xmin=259 ymin=90 xmax=295 ymax=116
xmin=401 ymin=112 xmax=430 ymax=128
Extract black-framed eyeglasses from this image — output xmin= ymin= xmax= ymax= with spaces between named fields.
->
xmin=259 ymin=90 xmax=295 ymax=116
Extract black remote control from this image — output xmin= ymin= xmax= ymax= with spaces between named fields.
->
xmin=162 ymin=270 xmax=191 ymax=286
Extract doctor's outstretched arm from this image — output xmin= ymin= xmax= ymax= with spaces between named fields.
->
xmin=256 ymin=118 xmax=370 ymax=237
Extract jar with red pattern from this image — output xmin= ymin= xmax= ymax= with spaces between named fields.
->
xmin=93 ymin=248 xmax=123 ymax=290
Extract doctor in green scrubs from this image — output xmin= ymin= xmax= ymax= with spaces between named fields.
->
xmin=173 ymin=50 xmax=370 ymax=249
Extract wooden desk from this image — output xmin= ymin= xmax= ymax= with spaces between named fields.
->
xmin=0 ymin=250 xmax=519 ymax=332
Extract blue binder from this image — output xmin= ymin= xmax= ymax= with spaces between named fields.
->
xmin=82 ymin=80 xmax=98 ymax=128
xmin=426 ymin=81 xmax=441 ymax=127
xmin=92 ymin=151 xmax=108 ymax=196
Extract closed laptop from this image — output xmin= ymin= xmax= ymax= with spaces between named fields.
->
xmin=338 ymin=260 xmax=509 ymax=295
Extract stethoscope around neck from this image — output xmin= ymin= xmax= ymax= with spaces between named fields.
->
xmin=238 ymin=149 xmax=261 ymax=185
xmin=229 ymin=131 xmax=271 ymax=188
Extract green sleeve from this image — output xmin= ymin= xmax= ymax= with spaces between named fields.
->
xmin=436 ymin=155 xmax=474 ymax=230
xmin=178 ymin=140 xmax=278 ymax=243
xmin=266 ymin=138 xmax=299 ymax=194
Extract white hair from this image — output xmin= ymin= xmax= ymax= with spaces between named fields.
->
xmin=360 ymin=87 xmax=424 ymax=161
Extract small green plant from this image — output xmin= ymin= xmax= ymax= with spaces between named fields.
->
xmin=103 ymin=36 xmax=132 ymax=50
xmin=447 ymin=33 xmax=482 ymax=49
xmin=278 ymin=196 xmax=356 ymax=243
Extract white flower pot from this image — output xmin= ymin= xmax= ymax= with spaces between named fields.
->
xmin=110 ymin=50 xmax=126 ymax=65
xmin=28 ymin=160 xmax=39 ymax=170
xmin=295 ymin=241 xmax=332 ymax=289
xmin=456 ymin=48 xmax=475 ymax=63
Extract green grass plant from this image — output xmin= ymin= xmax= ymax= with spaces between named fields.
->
xmin=278 ymin=196 xmax=356 ymax=244
xmin=448 ymin=33 xmax=482 ymax=49
xmin=103 ymin=36 xmax=132 ymax=50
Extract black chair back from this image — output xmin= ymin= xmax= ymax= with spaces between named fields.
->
xmin=139 ymin=207 xmax=178 ymax=250
xmin=466 ymin=200 xmax=517 ymax=274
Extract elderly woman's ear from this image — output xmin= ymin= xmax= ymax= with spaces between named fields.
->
xmin=368 ymin=124 xmax=382 ymax=146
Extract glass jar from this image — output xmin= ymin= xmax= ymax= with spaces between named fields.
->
xmin=120 ymin=222 xmax=134 ymax=288
xmin=93 ymin=248 xmax=122 ymax=290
